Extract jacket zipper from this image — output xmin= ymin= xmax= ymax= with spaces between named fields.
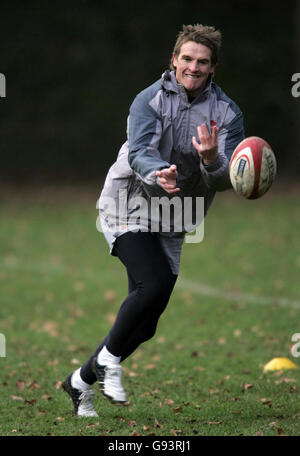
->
xmin=185 ymin=103 xmax=191 ymax=147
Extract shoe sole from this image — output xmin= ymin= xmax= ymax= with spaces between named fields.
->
xmin=101 ymin=390 xmax=127 ymax=404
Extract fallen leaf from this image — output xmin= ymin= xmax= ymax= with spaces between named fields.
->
xmin=54 ymin=381 xmax=62 ymax=390
xmin=11 ymin=395 xmax=24 ymax=401
xmin=154 ymin=419 xmax=162 ymax=428
xmin=152 ymin=354 xmax=161 ymax=361
xmin=130 ymin=430 xmax=140 ymax=436
xmin=205 ymin=421 xmax=223 ymax=425
xmin=106 ymin=313 xmax=116 ymax=324
xmin=242 ymin=383 xmax=254 ymax=391
xmin=143 ymin=425 xmax=150 ymax=431
xmin=172 ymin=406 xmax=182 ymax=414
xmin=71 ymin=359 xmax=81 ymax=365
xmin=37 ymin=409 xmax=46 ymax=415
xmin=234 ymin=329 xmax=242 ymax=337
xmin=156 ymin=336 xmax=165 ymax=344
xmin=128 ymin=420 xmax=137 ymax=427
xmin=170 ymin=429 xmax=182 ymax=436
xmin=209 ymin=388 xmax=219 ymax=395
xmin=28 ymin=381 xmax=40 ymax=390
xmin=25 ymin=399 xmax=37 ymax=406
xmin=16 ymin=380 xmax=25 ymax=390
xmin=42 ymin=394 xmax=52 ymax=400
xmin=272 ymin=370 xmax=284 ymax=377
xmin=164 ymin=399 xmax=174 ymax=406
xmin=141 ymin=392 xmax=152 ymax=397
xmin=144 ymin=363 xmax=156 ymax=370
xmin=128 ymin=371 xmax=139 ymax=377
xmin=260 ymin=398 xmax=272 ymax=407
xmin=104 ymin=290 xmax=116 ymax=302
xmin=268 ymin=422 xmax=278 ymax=428
xmin=42 ymin=321 xmax=58 ymax=337
xmin=274 ymin=377 xmax=297 ymax=385
xmin=47 ymin=359 xmax=59 ymax=366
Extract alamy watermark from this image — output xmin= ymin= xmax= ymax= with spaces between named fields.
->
xmin=0 ymin=333 xmax=6 ymax=357
xmin=96 ymin=190 xmax=205 ymax=243
xmin=291 ymin=333 xmax=300 ymax=358
xmin=0 ymin=73 xmax=6 ymax=98
xmin=291 ymin=73 xmax=300 ymax=98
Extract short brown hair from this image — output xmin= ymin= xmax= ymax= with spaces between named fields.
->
xmin=170 ymin=24 xmax=222 ymax=69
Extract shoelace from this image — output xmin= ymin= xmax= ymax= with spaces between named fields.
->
xmin=78 ymin=389 xmax=95 ymax=412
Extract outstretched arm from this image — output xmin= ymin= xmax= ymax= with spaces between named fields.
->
xmin=155 ymin=164 xmax=180 ymax=194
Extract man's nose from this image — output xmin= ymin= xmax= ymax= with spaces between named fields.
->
xmin=189 ymin=61 xmax=199 ymax=72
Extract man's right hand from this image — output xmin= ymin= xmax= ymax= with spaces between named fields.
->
xmin=156 ymin=165 xmax=180 ymax=194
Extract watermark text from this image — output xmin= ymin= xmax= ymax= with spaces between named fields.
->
xmin=0 ymin=333 xmax=6 ymax=357
xmin=96 ymin=191 xmax=205 ymax=243
xmin=0 ymin=73 xmax=6 ymax=98
xmin=291 ymin=333 xmax=300 ymax=358
xmin=291 ymin=73 xmax=300 ymax=98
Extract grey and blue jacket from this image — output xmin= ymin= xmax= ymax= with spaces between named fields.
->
xmin=98 ymin=70 xmax=244 ymax=272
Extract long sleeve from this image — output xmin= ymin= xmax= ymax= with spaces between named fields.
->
xmin=128 ymin=88 xmax=171 ymax=184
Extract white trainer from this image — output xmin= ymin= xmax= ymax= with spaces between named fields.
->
xmin=62 ymin=374 xmax=99 ymax=417
xmin=91 ymin=358 xmax=127 ymax=403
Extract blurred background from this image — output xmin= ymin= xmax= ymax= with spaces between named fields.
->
xmin=0 ymin=0 xmax=299 ymax=188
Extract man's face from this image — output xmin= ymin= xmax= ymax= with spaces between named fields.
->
xmin=172 ymin=41 xmax=215 ymax=96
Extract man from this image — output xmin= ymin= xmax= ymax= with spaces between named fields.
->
xmin=62 ymin=24 xmax=244 ymax=416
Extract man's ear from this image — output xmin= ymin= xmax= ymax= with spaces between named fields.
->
xmin=172 ymin=52 xmax=177 ymax=69
xmin=210 ymin=63 xmax=217 ymax=75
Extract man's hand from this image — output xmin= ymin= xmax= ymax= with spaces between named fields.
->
xmin=156 ymin=164 xmax=180 ymax=194
xmin=192 ymin=123 xmax=218 ymax=164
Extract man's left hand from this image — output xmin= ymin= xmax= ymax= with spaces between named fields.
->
xmin=192 ymin=123 xmax=218 ymax=165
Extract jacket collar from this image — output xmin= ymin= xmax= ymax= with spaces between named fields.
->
xmin=161 ymin=70 xmax=213 ymax=99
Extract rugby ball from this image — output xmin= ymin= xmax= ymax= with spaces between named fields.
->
xmin=229 ymin=136 xmax=277 ymax=199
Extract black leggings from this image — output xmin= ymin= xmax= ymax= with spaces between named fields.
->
xmin=80 ymin=231 xmax=178 ymax=384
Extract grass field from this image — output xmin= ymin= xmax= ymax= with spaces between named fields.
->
xmin=0 ymin=184 xmax=300 ymax=437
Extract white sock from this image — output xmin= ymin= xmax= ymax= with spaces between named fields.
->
xmin=97 ymin=345 xmax=121 ymax=366
xmin=71 ymin=368 xmax=91 ymax=391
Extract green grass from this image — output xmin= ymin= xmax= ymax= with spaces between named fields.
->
xmin=1 ymin=185 xmax=300 ymax=436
